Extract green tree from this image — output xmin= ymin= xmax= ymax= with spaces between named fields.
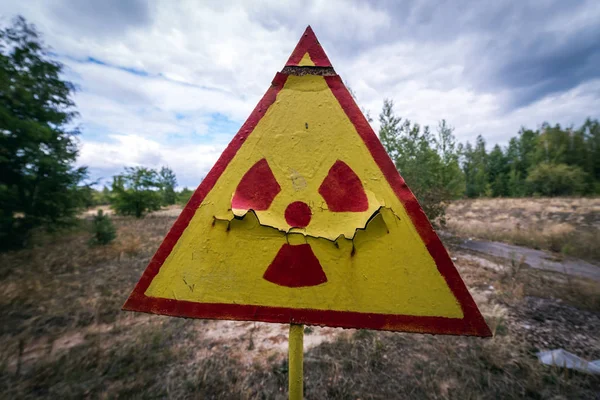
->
xmin=526 ymin=163 xmax=587 ymax=196
xmin=90 ymin=209 xmax=116 ymax=245
xmin=473 ymin=135 xmax=489 ymax=196
xmin=461 ymin=142 xmax=476 ymax=197
xmin=487 ymin=144 xmax=509 ymax=197
xmin=91 ymin=186 xmax=112 ymax=206
xmin=111 ymin=167 xmax=162 ymax=218
xmin=534 ymin=123 xmax=570 ymax=165
xmin=379 ymin=99 xmax=449 ymax=223
xmin=517 ymin=128 xmax=539 ymax=174
xmin=505 ymin=138 xmax=526 ymax=197
xmin=0 ymin=17 xmax=88 ymax=250
xmin=580 ymin=118 xmax=600 ymax=193
xmin=158 ymin=166 xmax=177 ymax=205
xmin=176 ymin=187 xmax=194 ymax=205
xmin=462 ymin=136 xmax=489 ymax=197
xmin=435 ymin=120 xmax=465 ymax=198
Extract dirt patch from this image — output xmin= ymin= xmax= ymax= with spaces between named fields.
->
xmin=507 ymin=296 xmax=600 ymax=360
xmin=188 ymin=320 xmax=342 ymax=367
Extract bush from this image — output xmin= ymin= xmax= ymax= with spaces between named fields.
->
xmin=90 ymin=210 xmax=116 ymax=245
xmin=176 ymin=187 xmax=194 ymax=205
xmin=111 ymin=167 xmax=162 ymax=218
xmin=526 ymin=163 xmax=587 ymax=196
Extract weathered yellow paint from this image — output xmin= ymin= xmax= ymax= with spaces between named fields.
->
xmin=145 ymin=74 xmax=463 ymax=318
xmin=288 ymin=324 xmax=304 ymax=400
xmin=297 ymin=52 xmax=315 ymax=66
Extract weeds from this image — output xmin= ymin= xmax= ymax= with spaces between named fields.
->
xmin=294 ymin=332 xmax=600 ymax=399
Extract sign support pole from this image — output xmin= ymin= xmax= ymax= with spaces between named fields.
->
xmin=288 ymin=323 xmax=304 ymax=400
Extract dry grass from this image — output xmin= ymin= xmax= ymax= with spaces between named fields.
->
xmin=446 ymin=197 xmax=600 ymax=261
xmin=0 ymin=211 xmax=599 ymax=398
xmin=0 ymin=215 xmax=172 ymax=339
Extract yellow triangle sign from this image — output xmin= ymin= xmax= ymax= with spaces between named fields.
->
xmin=123 ymin=26 xmax=491 ymax=336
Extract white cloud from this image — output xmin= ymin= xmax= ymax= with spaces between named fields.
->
xmin=79 ymin=134 xmax=223 ymax=187
xmin=64 ymin=59 xmax=251 ymax=140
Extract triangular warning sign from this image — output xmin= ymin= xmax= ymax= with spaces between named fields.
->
xmin=123 ymin=26 xmax=491 ymax=337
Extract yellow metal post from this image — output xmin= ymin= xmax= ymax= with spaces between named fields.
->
xmin=288 ymin=324 xmax=304 ymax=400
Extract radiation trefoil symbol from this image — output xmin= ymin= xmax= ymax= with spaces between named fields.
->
xmin=231 ymin=158 xmax=368 ymax=288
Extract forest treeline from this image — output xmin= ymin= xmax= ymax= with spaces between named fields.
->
xmin=378 ymin=99 xmax=600 ymax=221
xmin=461 ymin=120 xmax=599 ymax=198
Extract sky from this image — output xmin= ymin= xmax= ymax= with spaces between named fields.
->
xmin=1 ymin=0 xmax=599 ymax=188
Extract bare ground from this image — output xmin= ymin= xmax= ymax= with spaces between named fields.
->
xmin=0 ymin=204 xmax=599 ymax=399
xmin=458 ymin=238 xmax=600 ymax=281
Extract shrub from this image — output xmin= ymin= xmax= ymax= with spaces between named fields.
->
xmin=526 ymin=163 xmax=587 ymax=196
xmin=90 ymin=210 xmax=116 ymax=245
xmin=111 ymin=167 xmax=162 ymax=218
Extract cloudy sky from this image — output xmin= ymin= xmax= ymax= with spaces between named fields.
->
xmin=2 ymin=1 xmax=599 ymax=188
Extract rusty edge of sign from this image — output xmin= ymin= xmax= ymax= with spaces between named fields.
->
xmin=281 ymin=66 xmax=337 ymax=76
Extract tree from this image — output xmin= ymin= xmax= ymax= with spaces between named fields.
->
xmin=176 ymin=187 xmax=194 ymax=205
xmin=436 ymin=120 xmax=465 ymax=198
xmin=580 ymin=118 xmax=600 ymax=193
xmin=111 ymin=167 xmax=162 ymax=218
xmin=526 ymin=163 xmax=587 ymax=196
xmin=92 ymin=186 xmax=112 ymax=206
xmin=90 ymin=209 xmax=116 ymax=245
xmin=517 ymin=127 xmax=539 ymax=175
xmin=505 ymin=138 xmax=526 ymax=197
xmin=461 ymin=141 xmax=476 ymax=197
xmin=472 ymin=135 xmax=489 ymax=196
xmin=0 ymin=17 xmax=88 ymax=250
xmin=158 ymin=166 xmax=177 ymax=205
xmin=379 ymin=99 xmax=450 ymax=223
xmin=487 ymin=144 xmax=509 ymax=197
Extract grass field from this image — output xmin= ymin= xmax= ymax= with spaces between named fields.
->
xmin=1 ymin=201 xmax=599 ymax=399
xmin=446 ymin=197 xmax=600 ymax=262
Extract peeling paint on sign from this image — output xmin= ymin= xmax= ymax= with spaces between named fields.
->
xmin=123 ymin=26 xmax=491 ymax=337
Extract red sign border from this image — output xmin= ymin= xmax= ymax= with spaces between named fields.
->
xmin=123 ymin=31 xmax=491 ymax=337
xmin=285 ymin=25 xmax=332 ymax=67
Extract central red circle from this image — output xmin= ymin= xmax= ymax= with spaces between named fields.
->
xmin=285 ymin=201 xmax=312 ymax=228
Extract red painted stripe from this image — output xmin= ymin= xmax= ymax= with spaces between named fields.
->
xmin=285 ymin=26 xmax=332 ymax=67
xmin=123 ymin=298 xmax=485 ymax=336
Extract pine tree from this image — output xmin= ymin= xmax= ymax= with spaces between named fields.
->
xmin=0 ymin=17 xmax=88 ymax=249
xmin=487 ymin=144 xmax=509 ymax=197
xmin=470 ymin=135 xmax=489 ymax=197
xmin=158 ymin=166 xmax=177 ymax=205
xmin=90 ymin=209 xmax=116 ymax=245
xmin=436 ymin=120 xmax=465 ymax=198
xmin=378 ymin=100 xmax=450 ymax=223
